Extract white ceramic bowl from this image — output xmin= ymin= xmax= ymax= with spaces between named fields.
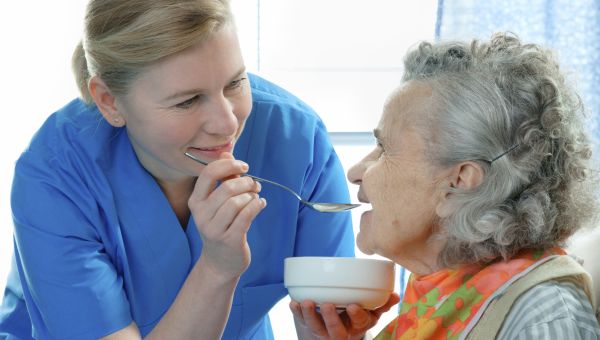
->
xmin=284 ymin=256 xmax=395 ymax=310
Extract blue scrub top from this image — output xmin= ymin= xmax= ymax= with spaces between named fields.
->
xmin=0 ymin=74 xmax=355 ymax=339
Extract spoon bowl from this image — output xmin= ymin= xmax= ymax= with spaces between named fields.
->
xmin=184 ymin=152 xmax=361 ymax=213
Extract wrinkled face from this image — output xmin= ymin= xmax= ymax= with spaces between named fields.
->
xmin=347 ymin=82 xmax=447 ymax=264
xmin=115 ymin=25 xmax=252 ymax=183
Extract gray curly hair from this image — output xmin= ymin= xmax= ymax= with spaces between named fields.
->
xmin=402 ymin=33 xmax=599 ymax=267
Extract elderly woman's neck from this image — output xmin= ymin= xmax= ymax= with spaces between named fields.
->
xmin=393 ymin=240 xmax=446 ymax=276
xmin=401 ymin=258 xmax=443 ymax=277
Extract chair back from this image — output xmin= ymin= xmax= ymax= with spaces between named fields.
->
xmin=568 ymin=230 xmax=600 ymax=316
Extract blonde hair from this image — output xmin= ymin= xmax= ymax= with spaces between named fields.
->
xmin=72 ymin=0 xmax=233 ymax=104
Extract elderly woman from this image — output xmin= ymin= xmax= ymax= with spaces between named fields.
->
xmin=291 ymin=33 xmax=600 ymax=339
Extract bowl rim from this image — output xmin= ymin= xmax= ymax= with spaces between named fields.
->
xmin=285 ymin=284 xmax=394 ymax=291
xmin=284 ymin=256 xmax=396 ymax=290
xmin=284 ymin=256 xmax=395 ymax=266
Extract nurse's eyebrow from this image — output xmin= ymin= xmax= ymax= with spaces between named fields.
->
xmin=162 ymin=67 xmax=247 ymax=102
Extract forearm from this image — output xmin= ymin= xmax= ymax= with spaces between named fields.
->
xmin=146 ymin=255 xmax=240 ymax=340
xmin=144 ymin=157 xmax=262 ymax=339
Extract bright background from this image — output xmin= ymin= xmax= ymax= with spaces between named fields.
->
xmin=0 ymin=1 xmax=437 ymax=337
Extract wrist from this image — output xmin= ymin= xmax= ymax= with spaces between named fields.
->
xmin=194 ymin=254 xmax=243 ymax=287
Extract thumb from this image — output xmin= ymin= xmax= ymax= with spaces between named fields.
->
xmin=218 ymin=152 xmax=244 ymax=181
xmin=346 ymin=305 xmax=372 ymax=330
xmin=373 ymin=293 xmax=401 ymax=318
xmin=219 ymin=151 xmax=235 ymax=160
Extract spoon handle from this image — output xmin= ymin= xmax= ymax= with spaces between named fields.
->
xmin=183 ymin=152 xmax=360 ymax=212
xmin=184 ymin=152 xmax=303 ymax=201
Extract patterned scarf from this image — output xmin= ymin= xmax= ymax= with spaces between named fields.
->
xmin=375 ymin=248 xmax=565 ymax=340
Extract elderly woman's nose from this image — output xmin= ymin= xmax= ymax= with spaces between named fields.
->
xmin=347 ymin=161 xmax=365 ymax=185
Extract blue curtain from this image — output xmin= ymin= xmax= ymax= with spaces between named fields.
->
xmin=436 ymin=0 xmax=600 ymax=138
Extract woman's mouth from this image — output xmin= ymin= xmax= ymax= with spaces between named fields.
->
xmin=187 ymin=141 xmax=234 ymax=160
xmin=359 ymin=210 xmax=372 ymax=231
xmin=356 ymin=188 xmax=370 ymax=204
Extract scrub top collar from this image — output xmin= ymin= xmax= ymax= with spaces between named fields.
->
xmin=107 ymin=128 xmax=195 ymax=272
xmin=103 ymin=109 xmax=256 ymax=271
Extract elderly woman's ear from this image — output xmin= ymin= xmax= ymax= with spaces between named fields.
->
xmin=450 ymin=161 xmax=484 ymax=189
xmin=435 ymin=161 xmax=484 ymax=217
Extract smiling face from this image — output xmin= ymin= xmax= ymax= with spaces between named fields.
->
xmin=112 ymin=24 xmax=251 ymax=184
xmin=347 ymin=82 xmax=448 ymax=274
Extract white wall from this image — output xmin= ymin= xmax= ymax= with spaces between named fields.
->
xmin=0 ymin=1 xmax=89 ymax=289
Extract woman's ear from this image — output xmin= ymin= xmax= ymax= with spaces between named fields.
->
xmin=453 ymin=161 xmax=484 ymax=190
xmin=88 ymin=76 xmax=126 ymax=127
xmin=435 ymin=161 xmax=484 ymax=217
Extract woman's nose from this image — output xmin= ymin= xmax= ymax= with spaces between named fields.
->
xmin=204 ymin=95 xmax=238 ymax=136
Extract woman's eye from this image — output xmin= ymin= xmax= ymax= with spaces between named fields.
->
xmin=175 ymin=95 xmax=199 ymax=109
xmin=226 ymin=77 xmax=247 ymax=91
xmin=376 ymin=142 xmax=385 ymax=158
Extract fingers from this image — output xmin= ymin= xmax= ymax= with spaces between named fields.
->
xmin=371 ymin=292 xmax=400 ymax=318
xmin=188 ymin=152 xmax=267 ymax=278
xmin=192 ymin=176 xmax=262 ymax=225
xmin=188 ymin=151 xmax=263 ymax=224
xmin=289 ymin=300 xmax=328 ymax=338
xmin=289 ymin=300 xmax=305 ymax=325
xmin=290 ymin=300 xmax=362 ymax=340
xmin=288 ymin=295 xmax=401 ymax=340
xmin=290 ymin=300 xmax=302 ymax=316
xmin=216 ymin=191 xmax=266 ymax=236
xmin=345 ymin=304 xmax=372 ymax=331
xmin=320 ymin=303 xmax=352 ymax=339
xmin=190 ymin=158 xmax=252 ymax=207
xmin=299 ymin=300 xmax=329 ymax=337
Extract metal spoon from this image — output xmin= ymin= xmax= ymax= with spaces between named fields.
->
xmin=184 ymin=152 xmax=361 ymax=213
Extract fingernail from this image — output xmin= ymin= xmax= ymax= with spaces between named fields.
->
xmin=239 ymin=161 xmax=249 ymax=171
xmin=261 ymin=198 xmax=267 ymax=207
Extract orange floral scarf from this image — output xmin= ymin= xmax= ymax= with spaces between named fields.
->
xmin=375 ymin=248 xmax=565 ymax=340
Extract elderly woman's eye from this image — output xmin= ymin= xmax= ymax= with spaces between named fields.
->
xmin=376 ymin=142 xmax=386 ymax=159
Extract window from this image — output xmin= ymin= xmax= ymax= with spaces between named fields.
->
xmin=233 ymin=0 xmax=437 ymax=132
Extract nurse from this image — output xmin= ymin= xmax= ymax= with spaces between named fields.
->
xmin=0 ymin=0 xmax=361 ymax=339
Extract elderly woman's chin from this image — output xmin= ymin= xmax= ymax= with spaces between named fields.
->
xmin=356 ymin=223 xmax=375 ymax=255
xmin=355 ymin=232 xmax=375 ymax=255
xmin=356 ymin=211 xmax=375 ymax=255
